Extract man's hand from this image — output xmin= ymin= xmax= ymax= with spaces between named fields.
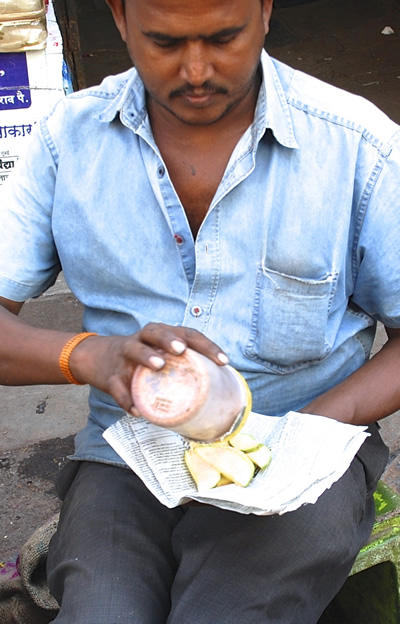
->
xmin=50 ymin=320 xmax=228 ymax=415
xmin=0 ymin=296 xmax=229 ymax=414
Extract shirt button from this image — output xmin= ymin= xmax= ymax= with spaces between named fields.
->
xmin=157 ymin=165 xmax=165 ymax=178
xmin=191 ymin=306 xmax=203 ymax=318
xmin=174 ymin=234 xmax=185 ymax=245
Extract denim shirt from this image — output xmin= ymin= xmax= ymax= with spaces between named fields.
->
xmin=1 ymin=51 xmax=400 ymax=465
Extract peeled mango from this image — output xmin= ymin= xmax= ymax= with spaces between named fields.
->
xmin=185 ymin=432 xmax=272 ymax=490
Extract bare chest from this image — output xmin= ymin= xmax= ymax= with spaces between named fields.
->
xmin=162 ymin=149 xmax=231 ymax=238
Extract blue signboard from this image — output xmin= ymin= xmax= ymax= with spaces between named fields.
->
xmin=0 ymin=52 xmax=31 ymax=111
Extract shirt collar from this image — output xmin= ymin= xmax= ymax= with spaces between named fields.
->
xmin=97 ymin=69 xmax=148 ymax=130
xmin=97 ymin=50 xmax=298 ymax=150
xmin=255 ymin=50 xmax=299 ymax=149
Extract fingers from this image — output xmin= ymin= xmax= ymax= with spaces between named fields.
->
xmin=75 ymin=324 xmax=229 ymax=416
xmin=108 ymin=373 xmax=135 ymax=414
xmin=138 ymin=323 xmax=229 ymax=366
xmin=177 ymin=326 xmax=229 ymax=365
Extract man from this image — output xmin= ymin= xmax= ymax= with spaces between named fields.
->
xmin=0 ymin=0 xmax=399 ymax=621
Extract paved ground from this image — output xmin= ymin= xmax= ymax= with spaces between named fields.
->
xmin=1 ymin=0 xmax=400 ymax=564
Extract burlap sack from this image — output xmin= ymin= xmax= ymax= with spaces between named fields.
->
xmin=0 ymin=515 xmax=59 ymax=624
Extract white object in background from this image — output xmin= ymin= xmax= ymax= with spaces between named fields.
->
xmin=0 ymin=0 xmax=66 ymax=192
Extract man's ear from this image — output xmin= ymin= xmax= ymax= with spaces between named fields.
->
xmin=105 ymin=0 xmax=127 ymax=42
xmin=261 ymin=0 xmax=274 ymax=36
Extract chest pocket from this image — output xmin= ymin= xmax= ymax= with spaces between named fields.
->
xmin=244 ymin=265 xmax=338 ymax=373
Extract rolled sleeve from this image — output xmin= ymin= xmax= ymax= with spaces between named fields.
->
xmin=352 ymin=133 xmax=400 ymax=326
xmin=0 ymin=118 xmax=61 ymax=301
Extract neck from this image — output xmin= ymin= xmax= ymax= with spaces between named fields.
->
xmin=148 ymin=73 xmax=261 ymax=148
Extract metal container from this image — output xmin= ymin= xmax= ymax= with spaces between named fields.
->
xmin=0 ymin=0 xmax=47 ymax=52
xmin=131 ymin=349 xmax=251 ymax=442
xmin=0 ymin=0 xmax=45 ymax=17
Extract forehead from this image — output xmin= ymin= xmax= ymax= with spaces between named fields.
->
xmin=126 ymin=0 xmax=260 ymax=33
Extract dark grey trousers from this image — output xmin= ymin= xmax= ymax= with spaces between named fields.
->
xmin=47 ymin=424 xmax=388 ymax=624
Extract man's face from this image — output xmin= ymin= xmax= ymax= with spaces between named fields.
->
xmin=107 ymin=0 xmax=273 ymax=127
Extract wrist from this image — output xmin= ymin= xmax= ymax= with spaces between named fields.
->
xmin=59 ymin=332 xmax=98 ymax=384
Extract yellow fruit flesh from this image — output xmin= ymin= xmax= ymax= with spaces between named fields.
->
xmin=185 ymin=432 xmax=272 ymax=491
xmin=228 ymin=432 xmax=261 ymax=452
xmin=195 ymin=446 xmax=255 ymax=488
xmin=246 ymin=445 xmax=272 ymax=470
xmin=184 ymin=449 xmax=221 ymax=490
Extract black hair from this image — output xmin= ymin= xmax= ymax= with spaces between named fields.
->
xmin=120 ymin=0 xmax=264 ymax=11
xmin=121 ymin=0 xmax=263 ymax=5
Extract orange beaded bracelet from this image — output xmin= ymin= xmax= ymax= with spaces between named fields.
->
xmin=59 ymin=332 xmax=98 ymax=385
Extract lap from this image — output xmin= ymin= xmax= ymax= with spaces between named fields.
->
xmin=47 ymin=461 xmax=183 ymax=623
xmin=47 ymin=424 xmax=388 ymax=624
xmin=169 ymin=455 xmax=373 ymax=623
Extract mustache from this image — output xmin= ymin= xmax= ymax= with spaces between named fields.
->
xmin=170 ymin=82 xmax=228 ymax=98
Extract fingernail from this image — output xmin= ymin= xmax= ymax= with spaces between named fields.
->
xmin=171 ymin=340 xmax=185 ymax=355
xmin=149 ymin=355 xmax=165 ymax=369
xmin=217 ymin=353 xmax=229 ymax=364
xmin=130 ymin=407 xmax=140 ymax=417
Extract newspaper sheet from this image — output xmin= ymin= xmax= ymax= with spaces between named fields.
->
xmin=103 ymin=411 xmax=369 ymax=515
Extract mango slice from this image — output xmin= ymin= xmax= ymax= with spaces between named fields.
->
xmin=195 ymin=446 xmax=255 ymax=488
xmin=246 ymin=445 xmax=272 ymax=470
xmin=184 ymin=432 xmax=272 ymax=491
xmin=228 ymin=432 xmax=262 ymax=452
xmin=184 ymin=448 xmax=221 ymax=490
